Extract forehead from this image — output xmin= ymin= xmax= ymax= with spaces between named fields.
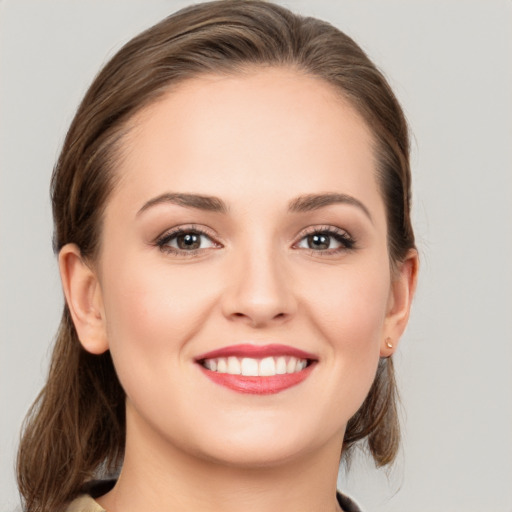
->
xmin=112 ymin=67 xmax=383 ymax=218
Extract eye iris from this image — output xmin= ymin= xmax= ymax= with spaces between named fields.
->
xmin=177 ymin=233 xmax=200 ymax=250
xmin=308 ymin=233 xmax=330 ymax=250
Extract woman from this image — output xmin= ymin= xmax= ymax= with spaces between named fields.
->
xmin=17 ymin=1 xmax=418 ymax=511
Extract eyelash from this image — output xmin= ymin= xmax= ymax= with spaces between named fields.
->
xmin=155 ymin=225 xmax=221 ymax=257
xmin=295 ymin=225 xmax=356 ymax=256
xmin=155 ymin=225 xmax=356 ymax=257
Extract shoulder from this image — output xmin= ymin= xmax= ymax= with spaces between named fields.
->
xmin=65 ymin=480 xmax=115 ymax=512
xmin=66 ymin=484 xmax=361 ymax=512
xmin=64 ymin=494 xmax=105 ymax=512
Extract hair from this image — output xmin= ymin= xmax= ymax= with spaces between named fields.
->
xmin=17 ymin=1 xmax=415 ymax=511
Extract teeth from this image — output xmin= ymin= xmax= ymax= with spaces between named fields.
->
xmin=241 ymin=358 xmax=259 ymax=376
xmin=259 ymin=357 xmax=276 ymax=376
xmin=217 ymin=358 xmax=227 ymax=373
xmin=204 ymin=359 xmax=217 ymax=371
xmin=203 ymin=356 xmax=309 ymax=376
xmin=275 ymin=356 xmax=287 ymax=375
xmin=227 ymin=356 xmax=241 ymax=375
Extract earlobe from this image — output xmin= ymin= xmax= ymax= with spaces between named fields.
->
xmin=59 ymin=243 xmax=109 ymax=354
xmin=381 ymin=249 xmax=419 ymax=357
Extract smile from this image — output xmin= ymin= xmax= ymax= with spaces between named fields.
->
xmin=203 ymin=356 xmax=308 ymax=376
xmin=195 ymin=344 xmax=317 ymax=395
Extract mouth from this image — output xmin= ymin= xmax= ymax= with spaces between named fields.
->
xmin=201 ymin=355 xmax=309 ymax=376
xmin=195 ymin=344 xmax=317 ymax=395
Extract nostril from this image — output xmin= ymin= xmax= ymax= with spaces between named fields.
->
xmin=228 ymin=310 xmax=289 ymax=327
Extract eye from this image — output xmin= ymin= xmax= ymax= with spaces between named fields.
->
xmin=295 ymin=227 xmax=355 ymax=253
xmin=156 ymin=227 xmax=219 ymax=254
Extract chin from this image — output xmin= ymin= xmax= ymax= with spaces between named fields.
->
xmin=195 ymin=435 xmax=316 ymax=469
xmin=184 ymin=412 xmax=343 ymax=470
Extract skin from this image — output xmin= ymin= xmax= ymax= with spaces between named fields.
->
xmin=60 ymin=68 xmax=418 ymax=512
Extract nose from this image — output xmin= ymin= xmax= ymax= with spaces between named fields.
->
xmin=221 ymin=245 xmax=296 ymax=328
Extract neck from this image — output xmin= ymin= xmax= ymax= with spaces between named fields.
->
xmin=98 ymin=405 xmax=344 ymax=512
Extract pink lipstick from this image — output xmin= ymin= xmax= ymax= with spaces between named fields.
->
xmin=195 ymin=344 xmax=317 ymax=395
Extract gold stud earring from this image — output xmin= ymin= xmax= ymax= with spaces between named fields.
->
xmin=385 ymin=337 xmax=393 ymax=349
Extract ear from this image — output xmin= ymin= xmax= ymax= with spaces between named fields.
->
xmin=59 ymin=243 xmax=109 ymax=354
xmin=380 ymin=249 xmax=419 ymax=357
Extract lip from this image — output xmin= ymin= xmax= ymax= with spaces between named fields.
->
xmin=195 ymin=344 xmax=317 ymax=395
xmin=195 ymin=343 xmax=317 ymax=361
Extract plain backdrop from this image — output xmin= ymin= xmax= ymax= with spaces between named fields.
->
xmin=1 ymin=1 xmax=511 ymax=511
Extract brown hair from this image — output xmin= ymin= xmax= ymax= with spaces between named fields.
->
xmin=17 ymin=1 xmax=415 ymax=511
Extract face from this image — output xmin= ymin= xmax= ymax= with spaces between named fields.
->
xmin=79 ymin=68 xmax=408 ymax=468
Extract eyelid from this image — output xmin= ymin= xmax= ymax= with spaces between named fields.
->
xmin=153 ymin=223 xmax=355 ymax=257
xmin=292 ymin=224 xmax=356 ymax=253
xmin=155 ymin=224 xmax=223 ymax=254
xmin=293 ymin=224 xmax=353 ymax=241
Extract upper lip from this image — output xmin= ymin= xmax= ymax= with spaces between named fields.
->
xmin=195 ymin=343 xmax=317 ymax=361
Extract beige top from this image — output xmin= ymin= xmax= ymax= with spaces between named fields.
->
xmin=64 ymin=492 xmax=362 ymax=512
xmin=65 ymin=494 xmax=106 ymax=512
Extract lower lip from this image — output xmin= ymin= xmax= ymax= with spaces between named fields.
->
xmin=199 ymin=364 xmax=315 ymax=395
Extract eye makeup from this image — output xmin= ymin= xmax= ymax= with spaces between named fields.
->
xmin=293 ymin=225 xmax=356 ymax=255
xmin=155 ymin=224 xmax=222 ymax=256
xmin=153 ymin=222 xmax=357 ymax=259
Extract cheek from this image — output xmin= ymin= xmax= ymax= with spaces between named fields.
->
xmin=298 ymin=261 xmax=390 ymax=411
xmin=99 ymin=252 xmax=220 ymax=378
xmin=303 ymin=261 xmax=390 ymax=345
xmin=98 ymin=256 xmax=226 ymax=444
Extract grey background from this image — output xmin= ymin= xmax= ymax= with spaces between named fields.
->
xmin=1 ymin=1 xmax=511 ymax=511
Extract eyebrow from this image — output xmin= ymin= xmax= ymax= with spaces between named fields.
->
xmin=288 ymin=193 xmax=373 ymax=222
xmin=137 ymin=192 xmax=228 ymax=216
xmin=137 ymin=191 xmax=372 ymax=222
